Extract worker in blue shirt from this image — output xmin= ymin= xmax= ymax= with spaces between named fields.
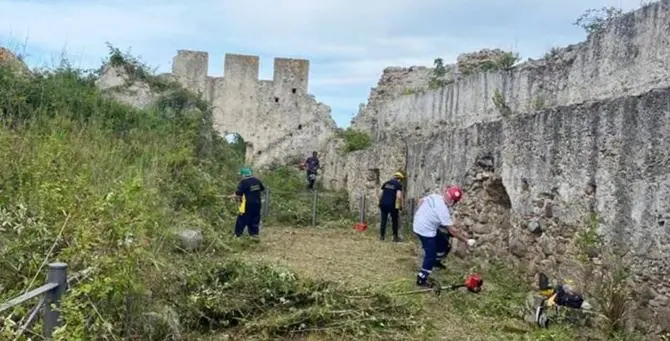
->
xmin=233 ymin=167 xmax=265 ymax=238
xmin=378 ymin=172 xmax=404 ymax=242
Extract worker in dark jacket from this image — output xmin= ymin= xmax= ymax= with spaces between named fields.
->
xmin=378 ymin=172 xmax=404 ymax=242
xmin=304 ymin=151 xmax=320 ymax=190
xmin=233 ymin=167 xmax=265 ymax=238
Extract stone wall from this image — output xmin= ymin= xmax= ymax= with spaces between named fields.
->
xmin=321 ymin=131 xmax=407 ymax=211
xmin=171 ymin=50 xmax=337 ymax=166
xmin=327 ymin=0 xmax=670 ymax=211
xmin=403 ymin=87 xmax=670 ymax=290
xmin=351 ymin=1 xmax=670 ymax=136
xmin=323 ymin=0 xmax=670 ymax=333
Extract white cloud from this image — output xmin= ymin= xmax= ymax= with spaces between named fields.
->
xmin=311 ymin=57 xmax=438 ymax=89
xmin=0 ymin=1 xmax=194 ymax=54
xmin=311 ymin=76 xmax=373 ymax=87
xmin=0 ymin=0 xmax=648 ymax=127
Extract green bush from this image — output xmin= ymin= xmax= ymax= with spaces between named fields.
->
xmin=459 ymin=50 xmax=520 ymax=76
xmin=492 ymin=88 xmax=512 ymax=116
xmin=544 ymin=47 xmax=561 ymax=59
xmin=260 ymin=165 xmax=350 ymax=227
xmin=337 ymin=127 xmax=372 ymax=153
xmin=428 ymin=58 xmax=450 ymax=89
xmin=104 ymin=42 xmax=179 ymax=92
xmin=494 ymin=51 xmax=520 ymax=70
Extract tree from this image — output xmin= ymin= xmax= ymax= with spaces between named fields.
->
xmin=574 ymin=6 xmax=623 ymax=34
xmin=429 ymin=58 xmax=448 ymax=89
xmin=433 ymin=58 xmax=446 ymax=78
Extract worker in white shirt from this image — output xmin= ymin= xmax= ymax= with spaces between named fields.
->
xmin=412 ymin=185 xmax=476 ymax=287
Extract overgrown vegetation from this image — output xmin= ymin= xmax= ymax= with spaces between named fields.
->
xmin=260 ymin=164 xmax=350 ymax=226
xmin=494 ymin=51 xmax=521 ymax=71
xmin=544 ymin=47 xmax=562 ymax=60
xmin=428 ymin=58 xmax=450 ymax=89
xmin=402 ymin=87 xmax=426 ymax=95
xmin=528 ymin=95 xmax=546 ymax=111
xmin=160 ymin=258 xmax=426 ymax=340
xmin=574 ymin=212 xmax=637 ymax=339
xmin=336 ymin=127 xmax=372 ymax=153
xmin=0 ymin=46 xmax=397 ymax=340
xmin=459 ymin=50 xmax=521 ymax=76
xmin=491 ymin=88 xmax=512 ymax=116
xmin=573 ymin=6 xmax=624 ymax=35
xmin=104 ymin=42 xmax=180 ymax=92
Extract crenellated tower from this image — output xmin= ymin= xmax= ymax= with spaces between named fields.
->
xmin=171 ymin=50 xmax=209 ymax=98
xmin=273 ymin=57 xmax=309 ymax=94
xmin=223 ymin=54 xmax=260 ymax=92
xmin=170 ymin=49 xmax=335 ymax=167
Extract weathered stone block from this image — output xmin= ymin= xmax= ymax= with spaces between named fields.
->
xmin=175 ymin=229 xmax=204 ymax=252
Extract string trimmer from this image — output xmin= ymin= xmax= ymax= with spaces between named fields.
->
xmin=395 ymin=273 xmax=483 ymax=297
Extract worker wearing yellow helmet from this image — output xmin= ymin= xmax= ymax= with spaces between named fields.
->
xmin=378 ymin=171 xmax=405 ymax=242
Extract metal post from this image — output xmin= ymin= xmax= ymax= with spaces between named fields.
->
xmin=311 ymin=188 xmax=317 ymax=227
xmin=44 ymin=262 xmax=67 ymax=339
xmin=358 ymin=194 xmax=364 ymax=223
xmin=262 ymin=188 xmax=270 ymax=219
xmin=260 ymin=189 xmax=265 ymax=218
xmin=406 ymin=198 xmax=415 ymax=231
xmin=362 ymin=194 xmax=366 ymax=223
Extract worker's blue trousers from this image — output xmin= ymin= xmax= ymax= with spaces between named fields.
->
xmin=234 ymin=203 xmax=262 ymax=237
xmin=417 ymin=231 xmax=451 ymax=279
xmin=416 ymin=233 xmax=437 ymax=279
xmin=435 ymin=231 xmax=451 ymax=261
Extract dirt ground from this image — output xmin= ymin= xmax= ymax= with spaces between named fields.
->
xmin=232 ymin=226 xmax=552 ymax=341
xmin=240 ymin=226 xmax=419 ymax=289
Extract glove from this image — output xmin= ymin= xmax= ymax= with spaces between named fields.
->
xmin=467 ymin=239 xmax=476 ymax=247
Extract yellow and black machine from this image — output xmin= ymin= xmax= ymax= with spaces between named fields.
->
xmin=534 ymin=272 xmax=592 ymax=328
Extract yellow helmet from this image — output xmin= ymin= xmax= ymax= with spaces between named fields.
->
xmin=393 ymin=172 xmax=405 ymax=179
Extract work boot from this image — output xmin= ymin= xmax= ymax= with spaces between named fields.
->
xmin=392 ymin=235 xmax=402 ymax=243
xmin=380 ymin=235 xmax=385 ymax=241
xmin=416 ymin=274 xmax=432 ymax=288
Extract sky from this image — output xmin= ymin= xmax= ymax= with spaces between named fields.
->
xmin=0 ymin=0 xmax=645 ymax=128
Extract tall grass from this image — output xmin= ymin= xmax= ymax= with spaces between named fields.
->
xmin=0 ymin=49 xmax=371 ymax=340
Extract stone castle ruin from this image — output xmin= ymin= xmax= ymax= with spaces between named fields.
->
xmin=319 ymin=1 xmax=670 ymax=333
xmin=90 ymin=0 xmax=670 ymax=334
xmin=170 ymin=50 xmax=337 ymax=165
